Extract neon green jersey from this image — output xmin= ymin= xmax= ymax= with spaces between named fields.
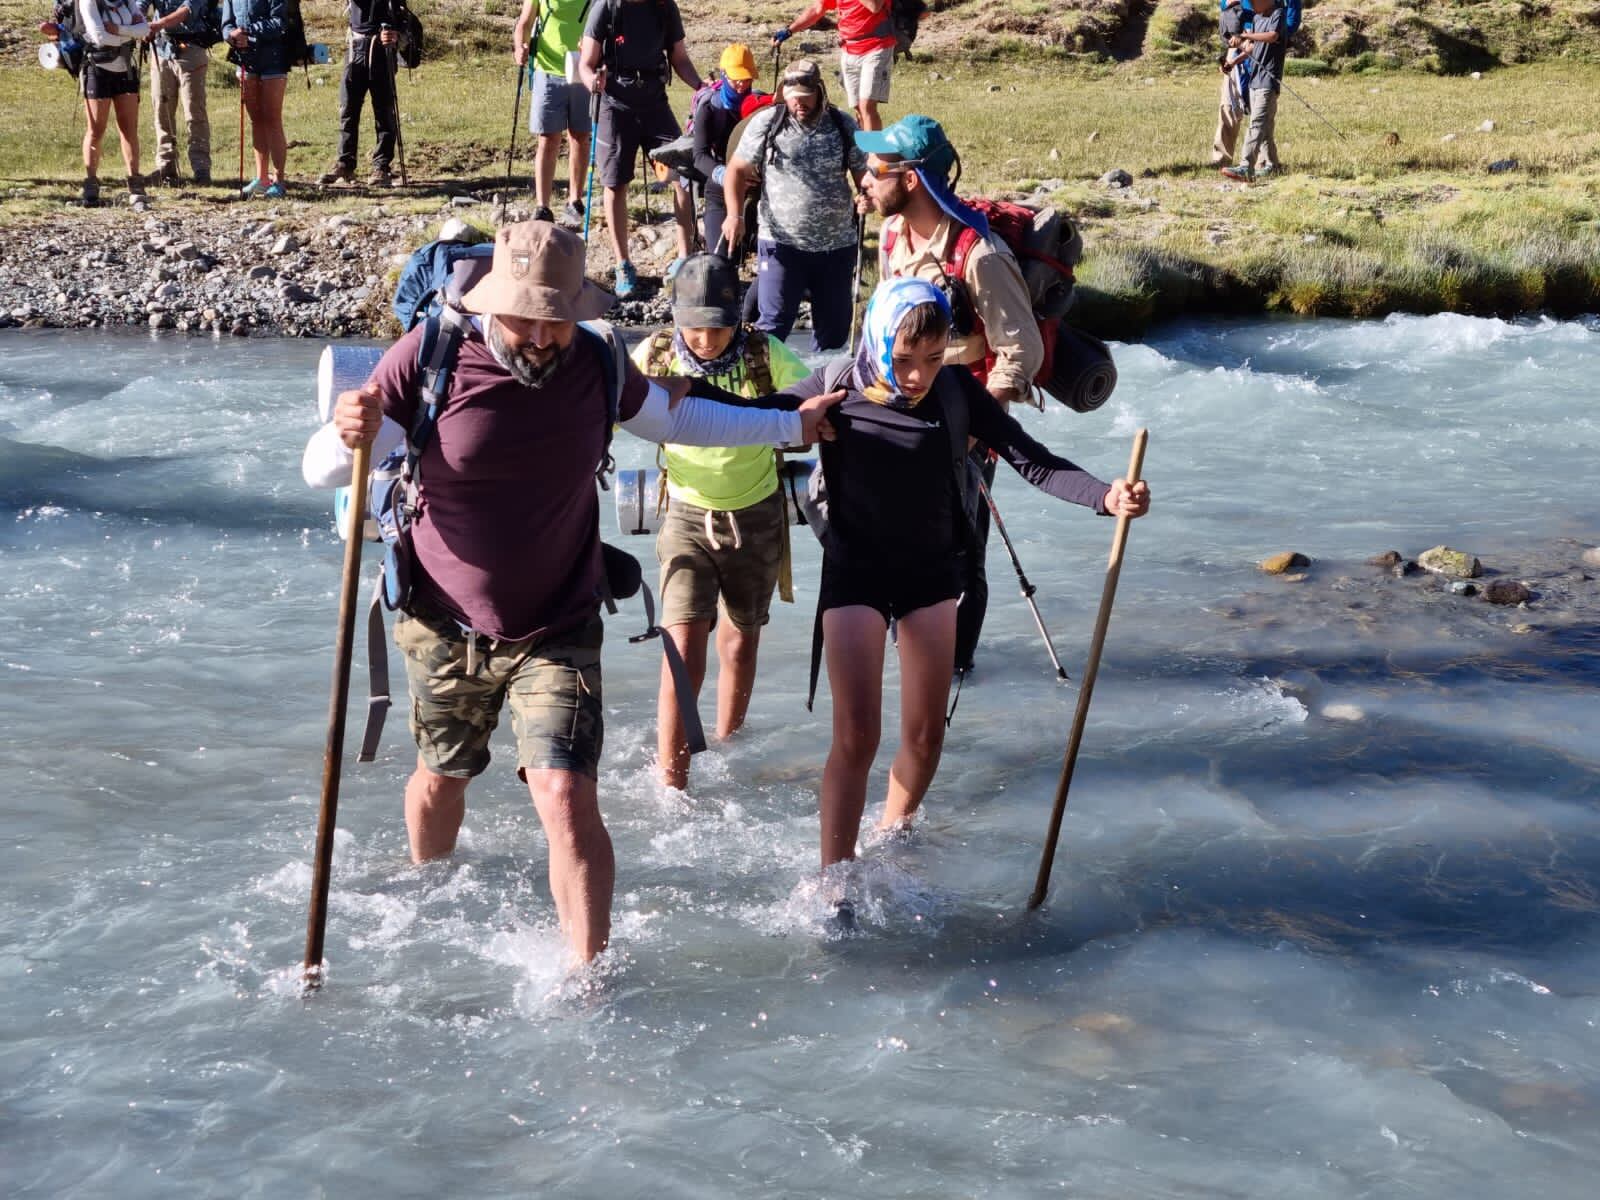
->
xmin=630 ymin=330 xmax=812 ymax=512
xmin=532 ymin=0 xmax=588 ymax=76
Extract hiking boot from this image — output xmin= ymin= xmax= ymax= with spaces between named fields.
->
xmin=1253 ymin=164 xmax=1277 ymax=179
xmin=614 ymin=260 xmax=638 ymax=299
xmin=80 ymin=176 xmax=100 ymax=207
xmin=664 ymin=256 xmax=686 ymax=281
xmin=560 ymin=200 xmax=584 ymax=230
xmin=152 ymin=164 xmax=180 ymax=187
xmin=368 ymin=167 xmax=394 ymax=188
xmin=318 ymin=162 xmax=355 ymax=186
xmin=262 ymin=180 xmax=287 ymax=200
xmin=193 ymin=170 xmax=212 ymax=185
xmin=1219 ymin=165 xmax=1253 ymax=183
xmin=240 ymin=177 xmax=265 ymax=199
xmin=533 ymin=204 xmax=555 ymax=223
xmin=127 ymin=176 xmax=149 ymax=210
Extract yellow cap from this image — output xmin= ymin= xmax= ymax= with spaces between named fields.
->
xmin=719 ymin=43 xmax=757 ymax=81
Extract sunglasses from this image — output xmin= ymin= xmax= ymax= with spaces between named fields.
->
xmin=864 ymin=157 xmax=924 ymax=180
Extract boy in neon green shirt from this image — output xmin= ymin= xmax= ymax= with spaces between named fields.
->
xmin=632 ymin=253 xmax=811 ymax=789
xmin=512 ymin=0 xmax=592 ymax=226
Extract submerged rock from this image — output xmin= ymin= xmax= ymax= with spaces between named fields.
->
xmin=1368 ymin=550 xmax=1402 ymax=569
xmin=1322 ymin=703 xmax=1365 ymax=722
xmin=1260 ymin=551 xmax=1311 ymax=575
xmin=1418 ymin=545 xmax=1481 ymax=578
xmin=1581 ymin=547 xmax=1600 ymax=570
xmin=1448 ymin=580 xmax=1478 ymax=597
xmin=1485 ymin=579 xmax=1531 ymax=605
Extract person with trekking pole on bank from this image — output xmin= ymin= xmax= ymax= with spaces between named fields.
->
xmin=318 ymin=0 xmax=405 ymax=187
xmin=222 ymin=0 xmax=291 ymax=198
xmin=858 ymin=114 xmax=1046 ymax=677
xmin=578 ymin=0 xmax=703 ymax=298
xmin=511 ymin=0 xmax=592 ymax=228
xmin=300 ymin=221 xmax=847 ymax=965
xmin=1220 ymin=0 xmax=1284 ymax=183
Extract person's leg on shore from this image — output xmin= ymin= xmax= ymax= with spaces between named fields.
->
xmin=597 ymin=99 xmax=636 ymax=267
xmin=334 ymin=40 xmax=365 ymax=175
xmin=1253 ymin=91 xmax=1280 ymax=172
xmin=151 ymin=55 xmax=178 ymax=177
xmin=1212 ymin=71 xmax=1240 ymax=166
xmin=1237 ymin=87 xmax=1271 ymax=173
xmin=368 ymin=44 xmax=397 ymax=177
xmin=656 ymin=620 xmax=711 ymax=789
xmin=83 ymin=96 xmax=110 ymax=182
xmin=879 ymin=598 xmax=957 ymax=829
xmin=535 ymin=134 xmax=561 ymax=209
xmin=856 ymin=46 xmax=891 ymax=132
xmin=261 ymin=76 xmax=288 ymax=182
xmin=179 ymin=44 xmax=211 ymax=180
xmin=529 ymin=69 xmax=568 ymax=210
xmin=240 ymin=74 xmax=267 ymax=182
xmin=111 ymin=90 xmax=141 ymax=182
xmin=527 ymin=768 xmax=613 ymax=962
xmin=819 ymin=604 xmax=888 ymax=867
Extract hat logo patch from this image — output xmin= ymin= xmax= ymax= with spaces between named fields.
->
xmin=511 ymin=252 xmax=531 ymax=279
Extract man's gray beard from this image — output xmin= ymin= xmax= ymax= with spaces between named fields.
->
xmin=488 ymin=319 xmax=566 ymax=388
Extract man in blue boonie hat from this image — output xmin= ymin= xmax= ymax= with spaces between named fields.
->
xmin=856 ymin=113 xmax=1045 ymax=676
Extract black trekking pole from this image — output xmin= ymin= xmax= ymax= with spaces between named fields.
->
xmin=976 ymin=475 xmax=1069 ymax=681
xmin=1281 ymin=80 xmax=1347 ymax=143
xmin=502 ymin=64 xmax=529 ymax=223
xmin=383 ymin=33 xmax=407 ymax=185
xmin=846 ymin=207 xmax=866 ymax=355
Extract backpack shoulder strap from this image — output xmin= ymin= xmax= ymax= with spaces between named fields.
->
xmin=578 ymin=318 xmax=628 ymax=483
xmin=946 ymin=222 xmax=984 ymax=285
xmin=830 ymin=106 xmax=853 ymax=173
xmin=743 ymin=328 xmax=775 ymax=397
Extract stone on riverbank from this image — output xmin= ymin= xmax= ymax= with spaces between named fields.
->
xmin=1418 ymin=546 xmax=1481 ymax=578
xmin=1485 ymin=579 xmax=1531 ymax=605
xmin=1260 ymin=551 xmax=1311 ymax=575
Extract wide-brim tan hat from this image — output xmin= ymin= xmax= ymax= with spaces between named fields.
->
xmin=460 ymin=219 xmax=614 ymax=323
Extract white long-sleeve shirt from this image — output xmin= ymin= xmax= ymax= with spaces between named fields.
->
xmin=79 ymin=0 xmax=151 ymax=65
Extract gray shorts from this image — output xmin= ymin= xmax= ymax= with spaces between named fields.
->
xmin=839 ymin=47 xmax=893 ymax=107
xmin=530 ymin=68 xmax=592 ymax=137
xmin=596 ymin=89 xmax=681 ymax=188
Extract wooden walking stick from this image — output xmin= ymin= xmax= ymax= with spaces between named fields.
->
xmin=237 ymin=84 xmax=245 ymax=186
xmin=1028 ymin=429 xmax=1148 ymax=910
xmin=303 ymin=440 xmax=373 ymax=988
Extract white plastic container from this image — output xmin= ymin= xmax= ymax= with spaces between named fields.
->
xmin=320 ymin=344 xmax=387 ymax=541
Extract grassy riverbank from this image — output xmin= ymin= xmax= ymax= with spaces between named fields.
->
xmin=3 ymin=1 xmax=1599 ymax=334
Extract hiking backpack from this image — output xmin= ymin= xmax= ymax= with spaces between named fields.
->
xmin=891 ymin=0 xmax=926 ymax=59
xmin=880 ymin=199 xmax=1094 ymax=406
xmin=391 ymin=230 xmax=496 ymax=333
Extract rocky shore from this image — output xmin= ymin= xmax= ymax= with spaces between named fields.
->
xmin=0 ymin=198 xmax=678 ymax=339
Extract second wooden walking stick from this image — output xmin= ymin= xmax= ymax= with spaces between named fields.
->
xmin=1028 ymin=429 xmax=1148 ymax=910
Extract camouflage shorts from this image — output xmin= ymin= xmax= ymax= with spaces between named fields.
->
xmin=395 ymin=605 xmax=605 ymax=780
xmin=656 ymin=489 xmax=787 ymax=630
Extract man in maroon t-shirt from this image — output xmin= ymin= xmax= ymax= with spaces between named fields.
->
xmin=311 ymin=220 xmax=842 ymax=965
xmin=773 ymin=0 xmax=897 ymax=131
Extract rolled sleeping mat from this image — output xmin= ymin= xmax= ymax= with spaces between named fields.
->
xmin=613 ymin=468 xmax=670 ymax=537
xmin=614 ymin=462 xmax=819 ymax=536
xmin=1044 ymin=324 xmax=1117 ymax=414
xmin=647 ymin=133 xmax=697 ymax=175
xmin=320 ymin=344 xmax=386 ymax=541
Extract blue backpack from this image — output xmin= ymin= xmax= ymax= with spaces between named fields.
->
xmin=390 ymin=236 xmax=496 ymax=332
xmin=1222 ymin=0 xmax=1301 ymax=41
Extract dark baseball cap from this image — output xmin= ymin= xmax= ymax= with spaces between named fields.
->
xmin=670 ymin=253 xmax=741 ymax=328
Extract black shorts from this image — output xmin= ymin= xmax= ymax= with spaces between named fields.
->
xmin=83 ymin=63 xmax=140 ymax=100
xmin=596 ymin=89 xmax=681 ymax=188
xmin=818 ymin=554 xmax=964 ymax=623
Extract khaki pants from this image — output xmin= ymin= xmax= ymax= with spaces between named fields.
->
xmin=150 ymin=43 xmax=211 ymax=177
xmin=1212 ymin=70 xmax=1242 ymax=165
xmin=1238 ymin=87 xmax=1279 ymax=172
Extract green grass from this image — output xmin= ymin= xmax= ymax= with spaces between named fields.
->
xmin=5 ymin=3 xmax=1600 ymax=331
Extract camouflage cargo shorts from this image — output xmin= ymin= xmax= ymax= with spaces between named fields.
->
xmin=395 ymin=605 xmax=605 ymax=780
xmin=656 ymin=489 xmax=787 ymax=630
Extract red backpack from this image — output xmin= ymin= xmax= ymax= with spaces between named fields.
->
xmin=882 ymin=199 xmax=1082 ymax=390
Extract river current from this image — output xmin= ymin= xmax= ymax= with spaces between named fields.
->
xmin=3 ymin=314 xmax=1598 ymax=1197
